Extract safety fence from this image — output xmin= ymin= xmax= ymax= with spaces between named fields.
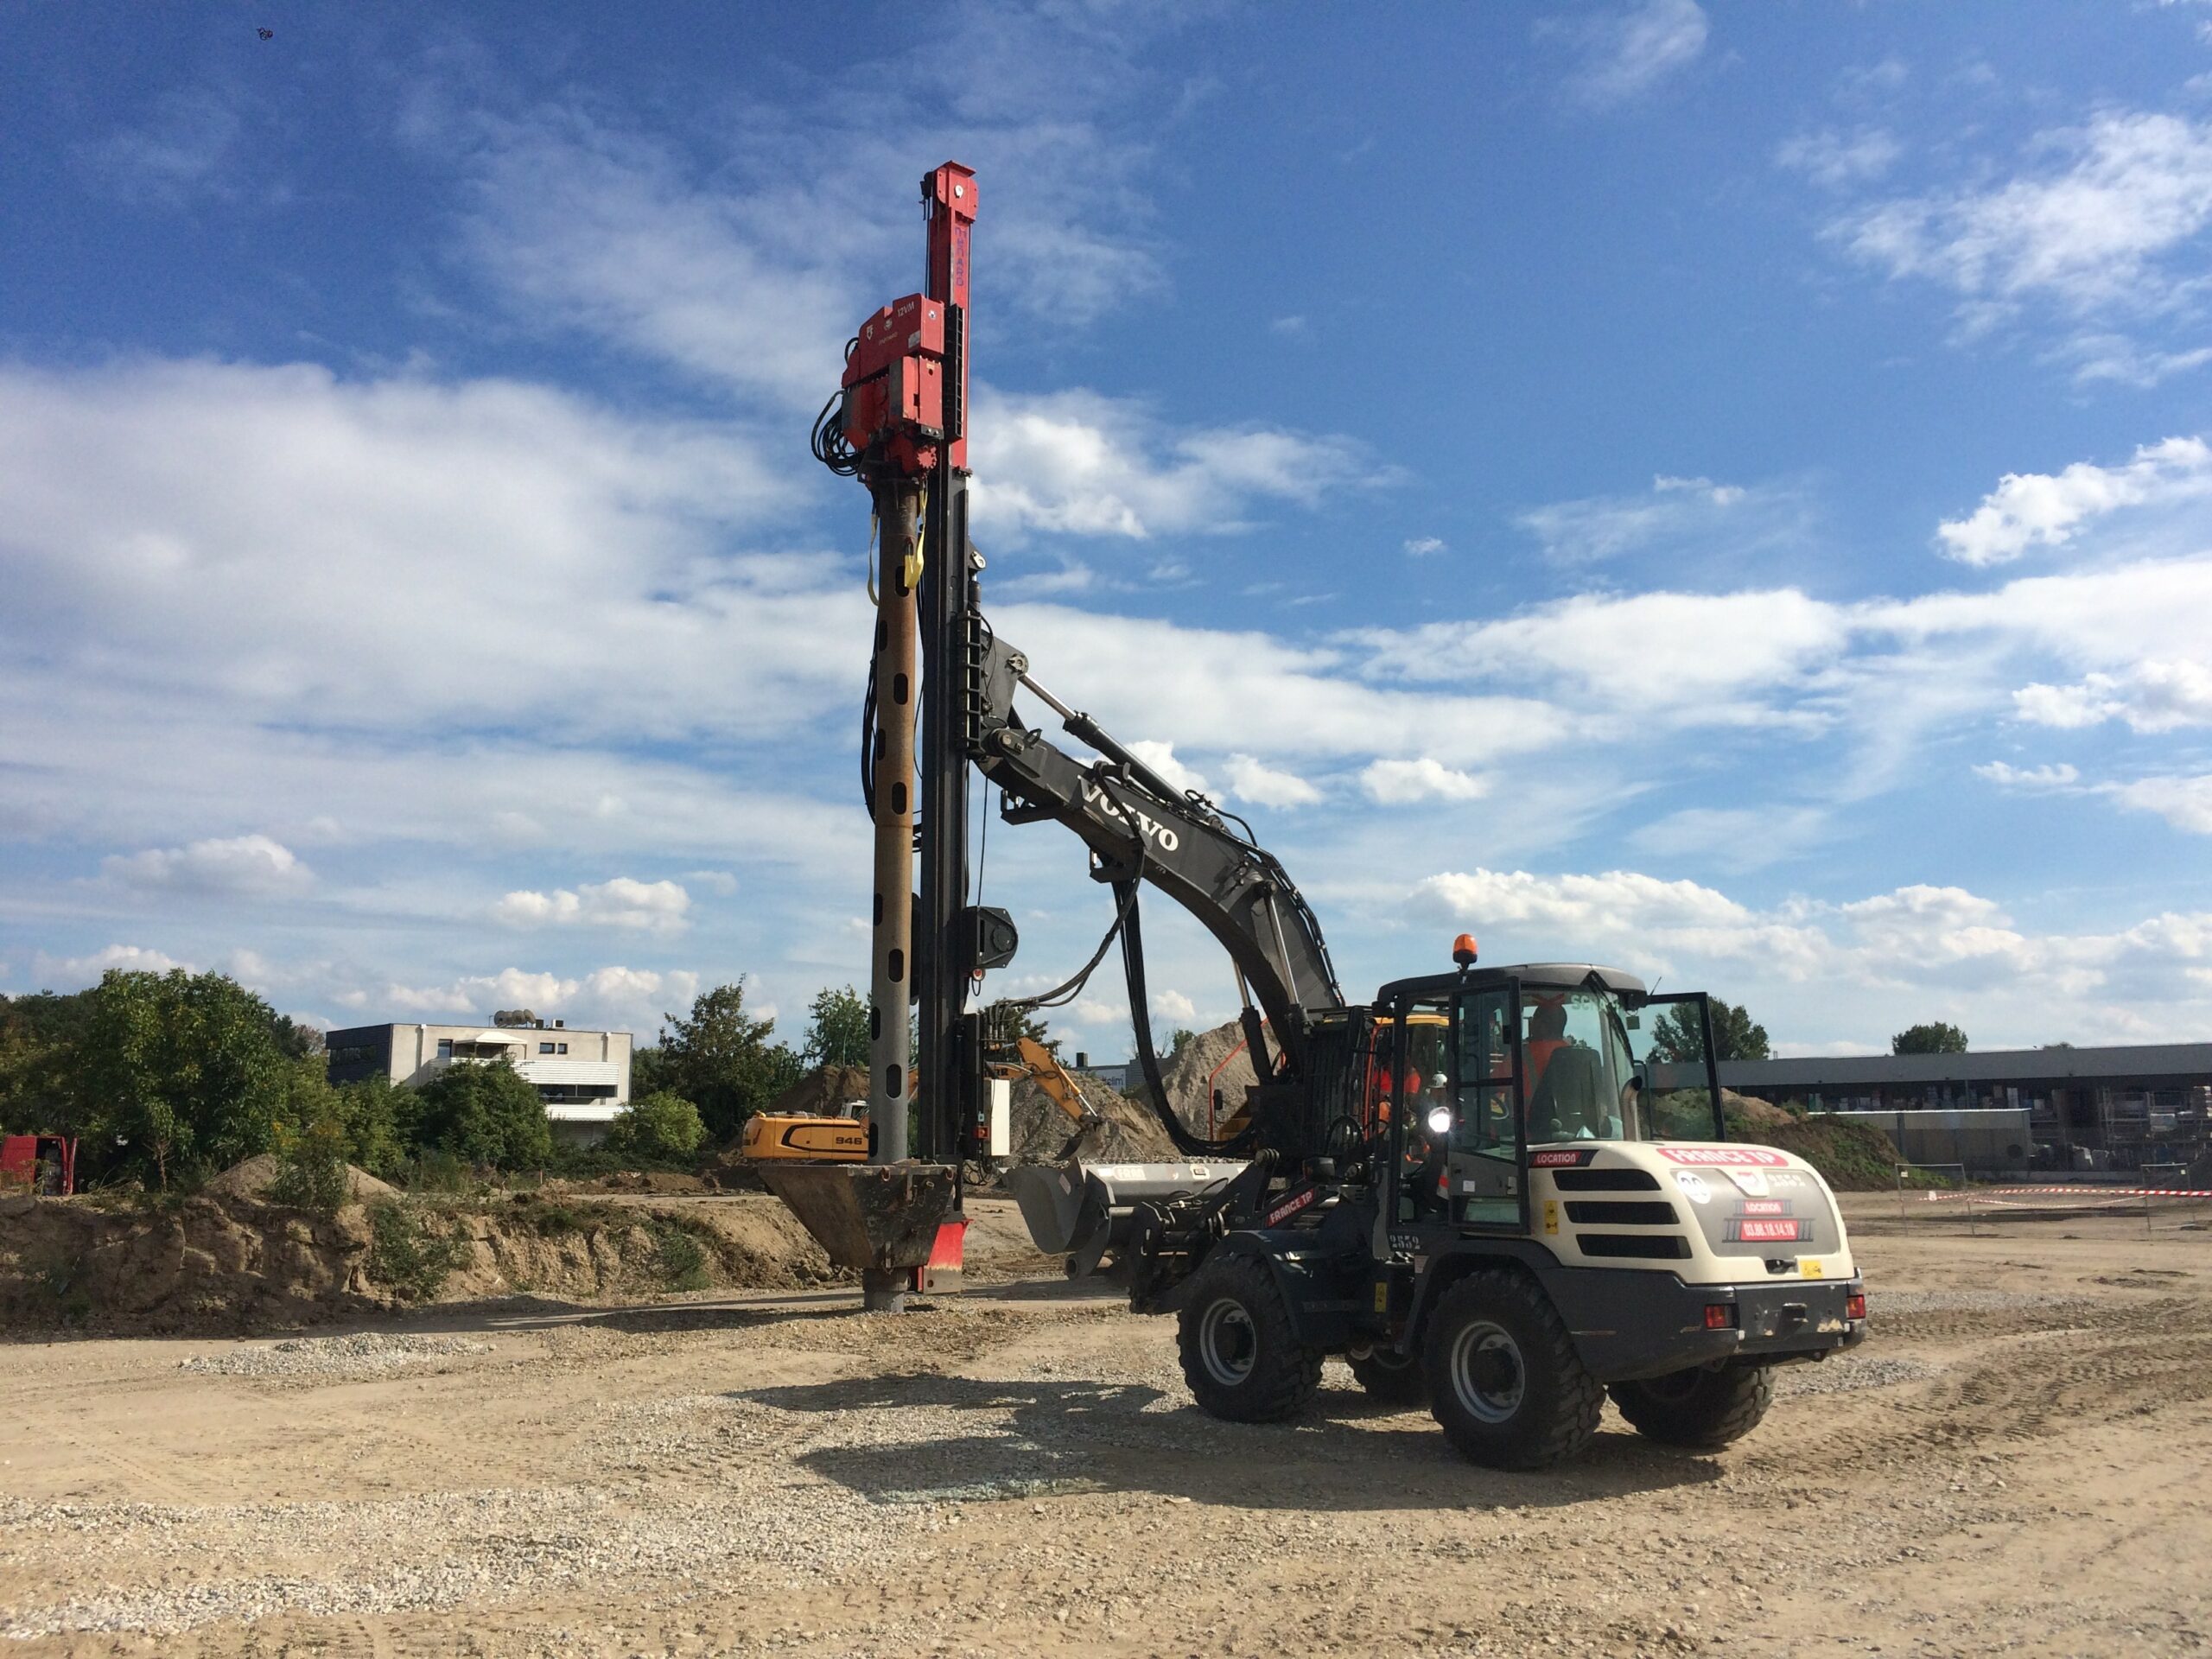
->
xmin=1896 ymin=1163 xmax=2212 ymax=1234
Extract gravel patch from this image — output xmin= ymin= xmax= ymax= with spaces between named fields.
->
xmin=1777 ymin=1353 xmax=1941 ymax=1396
xmin=179 ymin=1332 xmax=493 ymax=1378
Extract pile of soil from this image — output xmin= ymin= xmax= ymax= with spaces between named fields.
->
xmin=1730 ymin=1111 xmax=1911 ymax=1191
xmin=1005 ymin=1069 xmax=1175 ymax=1165
xmin=1158 ymin=1020 xmax=1259 ymax=1134
xmin=204 ymin=1154 xmax=399 ymax=1203
xmin=0 ymin=1183 xmax=850 ymax=1336
xmin=763 ymin=1065 xmax=870 ymax=1117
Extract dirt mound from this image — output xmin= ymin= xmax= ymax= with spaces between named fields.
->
xmin=1159 ymin=1020 xmax=1258 ymax=1133
xmin=1732 ymin=1114 xmax=1909 ymax=1191
xmin=763 ymin=1065 xmax=870 ymax=1118
xmin=0 ymin=1186 xmax=850 ymax=1337
xmin=204 ymin=1154 xmax=398 ymax=1202
xmin=1007 ymin=1069 xmax=1176 ymax=1165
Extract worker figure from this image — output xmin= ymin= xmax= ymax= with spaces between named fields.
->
xmin=1523 ymin=1001 xmax=1568 ymax=1101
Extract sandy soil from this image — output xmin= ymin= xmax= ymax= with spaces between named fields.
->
xmin=3 ymin=1195 xmax=2209 ymax=1657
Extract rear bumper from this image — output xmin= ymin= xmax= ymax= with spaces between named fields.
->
xmin=1544 ymin=1266 xmax=1866 ymax=1383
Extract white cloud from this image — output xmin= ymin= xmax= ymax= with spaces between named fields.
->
xmin=683 ymin=869 xmax=740 ymax=897
xmin=1122 ymin=741 xmax=1210 ymax=798
xmin=78 ymin=86 xmax=249 ymax=210
xmin=493 ymin=877 xmax=691 ymax=933
xmin=101 ymin=834 xmax=311 ymax=896
xmin=1837 ymin=111 xmax=2212 ymax=325
xmin=1150 ymin=988 xmax=1198 ymax=1024
xmin=1402 ymin=536 xmax=1446 ymax=557
xmin=1974 ymin=760 xmax=2081 ymax=790
xmin=1776 ymin=128 xmax=1903 ymax=189
xmin=1515 ymin=474 xmax=1788 ymax=565
xmin=1557 ymin=0 xmax=1709 ymax=109
xmin=2107 ymin=773 xmax=2212 ymax=835
xmin=1936 ymin=435 xmax=2212 ymax=565
xmin=2056 ymin=334 xmax=2212 ymax=387
xmin=356 ymin=964 xmax=701 ymax=1033
xmin=1361 ymin=758 xmax=1487 ymax=805
xmin=969 ymin=387 xmax=1379 ymax=541
xmin=1223 ymin=753 xmax=1322 ymax=809
xmin=2014 ymin=661 xmax=2212 ymax=732
xmin=30 ymin=944 xmax=190 ymax=988
xmin=1405 ymin=868 xmax=2212 ymax=1039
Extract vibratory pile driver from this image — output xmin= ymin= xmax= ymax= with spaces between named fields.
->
xmin=782 ymin=161 xmax=1866 ymax=1467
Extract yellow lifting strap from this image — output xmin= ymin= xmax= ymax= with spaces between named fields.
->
xmin=904 ymin=485 xmax=928 ymax=592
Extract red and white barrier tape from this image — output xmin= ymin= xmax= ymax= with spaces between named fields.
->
xmin=1916 ymin=1185 xmax=2212 ymax=1202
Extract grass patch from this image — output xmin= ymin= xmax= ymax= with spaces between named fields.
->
xmin=640 ymin=1214 xmax=713 ymax=1293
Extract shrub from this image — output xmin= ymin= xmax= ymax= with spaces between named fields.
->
xmin=366 ymin=1200 xmax=467 ymax=1301
xmin=643 ymin=1215 xmax=711 ymax=1291
xmin=267 ymin=1114 xmax=351 ymax=1213
xmin=414 ymin=1062 xmax=553 ymax=1170
xmin=601 ymin=1090 xmax=707 ymax=1163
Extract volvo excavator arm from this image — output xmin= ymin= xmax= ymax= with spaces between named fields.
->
xmin=969 ymin=630 xmax=1344 ymax=1129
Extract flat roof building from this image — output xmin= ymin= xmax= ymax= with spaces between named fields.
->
xmin=1715 ymin=1043 xmax=2212 ymax=1173
xmin=326 ymin=1020 xmax=632 ymax=1136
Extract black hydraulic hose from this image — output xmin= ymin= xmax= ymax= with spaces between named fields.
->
xmin=1118 ymin=881 xmax=1261 ymax=1160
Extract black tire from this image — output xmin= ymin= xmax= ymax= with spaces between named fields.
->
xmin=1176 ymin=1254 xmax=1322 ymax=1424
xmin=1347 ymin=1346 xmax=1429 ymax=1407
xmin=1609 ymin=1362 xmax=1774 ymax=1450
xmin=1424 ymin=1269 xmax=1603 ymax=1469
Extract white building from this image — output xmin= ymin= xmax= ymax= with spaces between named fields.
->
xmin=326 ymin=1020 xmax=633 ymax=1137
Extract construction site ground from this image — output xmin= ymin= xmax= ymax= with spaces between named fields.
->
xmin=3 ymin=1194 xmax=2209 ymax=1657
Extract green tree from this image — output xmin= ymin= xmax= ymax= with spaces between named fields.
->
xmin=413 ymin=1060 xmax=553 ymax=1169
xmin=73 ymin=969 xmax=291 ymax=1188
xmin=1651 ymin=996 xmax=1770 ymax=1064
xmin=1166 ymin=1028 xmax=1198 ymax=1060
xmin=0 ymin=990 xmax=93 ymax=1135
xmin=602 ymin=1090 xmax=708 ymax=1162
xmin=1892 ymin=1021 xmax=1968 ymax=1056
xmin=657 ymin=982 xmax=802 ymax=1141
xmin=802 ymin=985 xmax=871 ymax=1069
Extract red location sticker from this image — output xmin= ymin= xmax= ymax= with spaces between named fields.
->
xmin=1738 ymin=1198 xmax=1789 ymax=1217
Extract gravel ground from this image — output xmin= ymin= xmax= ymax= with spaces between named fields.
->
xmin=177 ymin=1332 xmax=494 ymax=1379
xmin=3 ymin=1217 xmax=2209 ymax=1657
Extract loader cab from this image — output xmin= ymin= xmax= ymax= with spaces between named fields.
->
xmin=1372 ymin=965 xmax=1726 ymax=1239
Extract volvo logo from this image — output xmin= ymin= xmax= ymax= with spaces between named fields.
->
xmin=1080 ymin=779 xmax=1181 ymax=851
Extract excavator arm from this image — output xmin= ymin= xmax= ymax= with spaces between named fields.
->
xmin=969 ymin=630 xmax=1344 ymax=1125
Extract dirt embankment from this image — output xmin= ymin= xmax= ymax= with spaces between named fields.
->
xmin=0 ymin=1183 xmax=848 ymax=1337
xmin=1160 ymin=1020 xmax=1257 ymax=1132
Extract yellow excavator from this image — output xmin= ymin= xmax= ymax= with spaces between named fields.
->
xmin=741 ymin=1037 xmax=1096 ymax=1163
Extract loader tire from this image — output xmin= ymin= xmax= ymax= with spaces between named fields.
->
xmin=1347 ymin=1347 xmax=1429 ymax=1407
xmin=1425 ymin=1269 xmax=1602 ymax=1469
xmin=1609 ymin=1362 xmax=1774 ymax=1450
xmin=1178 ymin=1254 xmax=1321 ymax=1424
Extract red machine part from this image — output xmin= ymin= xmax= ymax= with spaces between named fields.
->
xmin=840 ymin=162 xmax=976 ymax=477
xmin=0 ymin=1135 xmax=76 ymax=1196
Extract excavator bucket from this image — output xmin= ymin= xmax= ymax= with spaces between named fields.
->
xmin=1007 ymin=1159 xmax=1248 ymax=1276
xmin=757 ymin=1161 xmax=960 ymax=1271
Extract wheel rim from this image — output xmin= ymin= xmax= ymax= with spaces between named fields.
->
xmin=1448 ymin=1319 xmax=1525 ymax=1424
xmin=1198 ymin=1296 xmax=1257 ymax=1388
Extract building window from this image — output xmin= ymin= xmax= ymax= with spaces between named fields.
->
xmin=437 ymin=1039 xmax=453 ymax=1058
xmin=539 ymin=1042 xmax=556 ymax=1054
xmin=557 ymin=1042 xmax=569 ymax=1054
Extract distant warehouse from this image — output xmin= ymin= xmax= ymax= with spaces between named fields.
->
xmin=1714 ymin=1043 xmax=2212 ymax=1175
xmin=326 ymin=1020 xmax=633 ymax=1140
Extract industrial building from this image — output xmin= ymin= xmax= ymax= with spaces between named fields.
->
xmin=1718 ymin=1044 xmax=2212 ymax=1174
xmin=325 ymin=1020 xmax=633 ymax=1138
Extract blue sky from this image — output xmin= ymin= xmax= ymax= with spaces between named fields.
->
xmin=5 ymin=1 xmax=2212 ymax=1058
